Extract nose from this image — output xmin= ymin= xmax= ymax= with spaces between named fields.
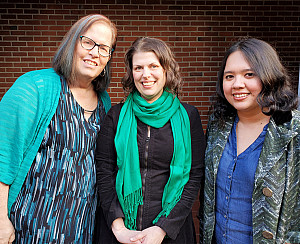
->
xmin=232 ymin=75 xmax=245 ymax=88
xmin=88 ymin=46 xmax=100 ymax=57
xmin=142 ymin=67 xmax=151 ymax=78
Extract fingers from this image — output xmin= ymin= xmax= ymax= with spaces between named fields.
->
xmin=130 ymin=232 xmax=146 ymax=243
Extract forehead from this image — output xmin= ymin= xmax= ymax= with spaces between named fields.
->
xmin=132 ymin=51 xmax=160 ymax=65
xmin=225 ymin=50 xmax=251 ymax=70
xmin=82 ymin=21 xmax=113 ymax=45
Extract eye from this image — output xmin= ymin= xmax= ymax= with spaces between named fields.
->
xmin=100 ymin=45 xmax=110 ymax=52
xmin=81 ymin=37 xmax=94 ymax=48
xmin=224 ymin=74 xmax=234 ymax=80
xmin=85 ymin=40 xmax=93 ymax=45
xmin=133 ymin=66 xmax=142 ymax=71
xmin=245 ymin=72 xmax=255 ymax=77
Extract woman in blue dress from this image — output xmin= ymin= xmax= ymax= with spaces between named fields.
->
xmin=0 ymin=14 xmax=117 ymax=243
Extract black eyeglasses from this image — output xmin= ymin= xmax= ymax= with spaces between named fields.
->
xmin=80 ymin=36 xmax=113 ymax=57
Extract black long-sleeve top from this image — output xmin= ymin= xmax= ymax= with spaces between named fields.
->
xmin=95 ymin=102 xmax=206 ymax=244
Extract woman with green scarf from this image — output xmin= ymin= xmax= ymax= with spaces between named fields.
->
xmin=95 ymin=37 xmax=206 ymax=244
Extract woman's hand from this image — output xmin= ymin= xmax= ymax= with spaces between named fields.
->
xmin=0 ymin=216 xmax=15 ymax=244
xmin=111 ymin=218 xmax=143 ymax=244
xmin=130 ymin=226 xmax=166 ymax=244
xmin=0 ymin=182 xmax=15 ymax=244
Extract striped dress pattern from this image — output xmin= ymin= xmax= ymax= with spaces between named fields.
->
xmin=10 ymin=78 xmax=106 ymax=243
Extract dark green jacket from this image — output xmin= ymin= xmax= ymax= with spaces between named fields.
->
xmin=199 ymin=110 xmax=300 ymax=243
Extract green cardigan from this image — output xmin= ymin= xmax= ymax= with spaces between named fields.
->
xmin=0 ymin=68 xmax=111 ymax=214
xmin=199 ymin=110 xmax=300 ymax=244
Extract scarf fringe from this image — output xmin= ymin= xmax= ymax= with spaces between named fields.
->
xmin=124 ymin=187 xmax=143 ymax=230
xmin=153 ymin=190 xmax=182 ymax=224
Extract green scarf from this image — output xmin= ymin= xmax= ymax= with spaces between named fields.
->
xmin=114 ymin=90 xmax=192 ymax=230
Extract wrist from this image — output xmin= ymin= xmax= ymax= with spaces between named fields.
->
xmin=111 ymin=218 xmax=126 ymax=232
xmin=0 ymin=208 xmax=8 ymax=218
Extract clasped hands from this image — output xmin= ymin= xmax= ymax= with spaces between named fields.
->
xmin=112 ymin=218 xmax=166 ymax=244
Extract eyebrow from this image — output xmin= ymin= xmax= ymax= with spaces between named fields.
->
xmin=223 ymin=68 xmax=253 ymax=74
xmin=133 ymin=62 xmax=160 ymax=67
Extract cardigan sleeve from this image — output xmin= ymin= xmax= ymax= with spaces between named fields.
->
xmin=0 ymin=68 xmax=61 ymax=213
xmin=95 ymin=104 xmax=125 ymax=228
xmin=155 ymin=104 xmax=206 ymax=240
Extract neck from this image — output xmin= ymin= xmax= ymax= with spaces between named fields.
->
xmin=69 ymin=80 xmax=94 ymax=91
xmin=237 ymin=110 xmax=270 ymax=126
xmin=69 ymin=74 xmax=95 ymax=90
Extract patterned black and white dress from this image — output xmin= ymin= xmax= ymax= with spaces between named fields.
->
xmin=10 ymin=78 xmax=106 ymax=243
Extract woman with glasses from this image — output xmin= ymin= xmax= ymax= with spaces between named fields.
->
xmin=0 ymin=14 xmax=116 ymax=243
xmin=95 ymin=37 xmax=206 ymax=244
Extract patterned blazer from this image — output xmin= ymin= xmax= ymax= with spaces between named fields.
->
xmin=199 ymin=110 xmax=300 ymax=244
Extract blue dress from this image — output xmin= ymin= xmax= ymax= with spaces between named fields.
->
xmin=10 ymin=78 xmax=106 ymax=243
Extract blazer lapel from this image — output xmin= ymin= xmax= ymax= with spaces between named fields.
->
xmin=211 ymin=118 xmax=234 ymax=176
xmin=254 ymin=117 xmax=296 ymax=187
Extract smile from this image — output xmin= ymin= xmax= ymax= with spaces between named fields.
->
xmin=84 ymin=60 xmax=98 ymax=66
xmin=233 ymin=93 xmax=248 ymax=98
xmin=142 ymin=81 xmax=155 ymax=87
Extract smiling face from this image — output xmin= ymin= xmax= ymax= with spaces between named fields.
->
xmin=132 ymin=51 xmax=166 ymax=103
xmin=73 ymin=21 xmax=113 ymax=85
xmin=223 ymin=50 xmax=263 ymax=116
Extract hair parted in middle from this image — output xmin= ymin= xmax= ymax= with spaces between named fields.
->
xmin=121 ymin=37 xmax=182 ymax=97
xmin=52 ymin=14 xmax=117 ymax=92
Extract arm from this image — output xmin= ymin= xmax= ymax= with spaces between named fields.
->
xmin=198 ymin=116 xmax=212 ymax=242
xmin=138 ymin=105 xmax=205 ymax=241
xmin=95 ymin=105 xmax=124 ymax=227
xmin=0 ymin=182 xmax=15 ymax=244
xmin=0 ymin=69 xmax=60 ymax=213
xmin=95 ymin=105 xmax=142 ymax=243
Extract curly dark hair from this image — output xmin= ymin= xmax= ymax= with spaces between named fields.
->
xmin=213 ymin=37 xmax=298 ymax=126
xmin=121 ymin=37 xmax=182 ymax=98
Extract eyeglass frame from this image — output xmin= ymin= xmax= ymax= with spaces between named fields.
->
xmin=79 ymin=35 xmax=114 ymax=57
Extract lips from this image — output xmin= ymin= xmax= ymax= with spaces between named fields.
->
xmin=233 ymin=93 xmax=249 ymax=98
xmin=84 ymin=59 xmax=98 ymax=66
xmin=142 ymin=81 xmax=155 ymax=87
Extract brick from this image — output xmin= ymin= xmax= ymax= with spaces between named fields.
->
xmin=1 ymin=4 xmax=300 ymax=242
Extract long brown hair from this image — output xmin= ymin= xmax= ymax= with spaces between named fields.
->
xmin=52 ymin=14 xmax=117 ymax=92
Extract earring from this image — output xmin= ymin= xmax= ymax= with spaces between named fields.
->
xmin=100 ymin=67 xmax=106 ymax=77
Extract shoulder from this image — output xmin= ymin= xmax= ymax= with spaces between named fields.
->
xmin=11 ymin=68 xmax=61 ymax=96
xmin=180 ymin=102 xmax=197 ymax=113
xmin=104 ymin=103 xmax=123 ymax=126
xmin=291 ymin=110 xmax=300 ymax=128
xmin=206 ymin=113 xmax=234 ymax=142
xmin=288 ymin=110 xmax=300 ymax=140
xmin=180 ymin=102 xmax=199 ymax=119
xmin=107 ymin=103 xmax=123 ymax=116
xmin=17 ymin=68 xmax=60 ymax=85
xmin=2 ymin=69 xmax=60 ymax=106
xmin=276 ymin=110 xmax=300 ymax=133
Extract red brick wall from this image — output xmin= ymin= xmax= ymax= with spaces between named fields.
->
xmin=1 ymin=0 xmax=300 ymax=242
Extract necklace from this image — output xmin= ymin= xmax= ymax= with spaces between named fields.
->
xmin=84 ymin=109 xmax=95 ymax=113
